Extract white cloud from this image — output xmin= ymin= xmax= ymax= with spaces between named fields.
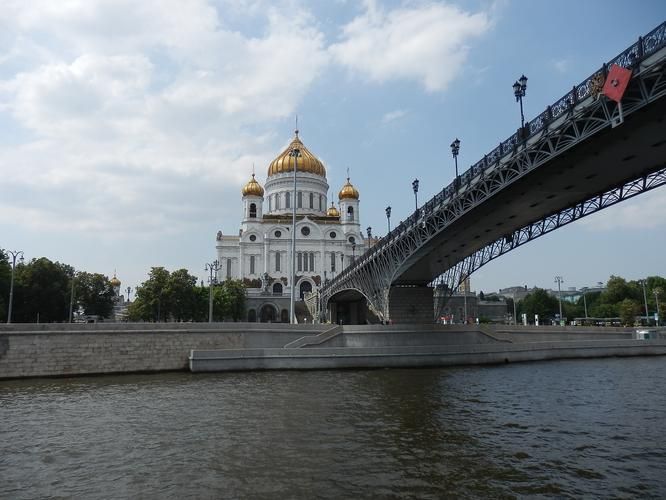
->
xmin=382 ymin=109 xmax=407 ymax=123
xmin=553 ymin=58 xmax=570 ymax=73
xmin=580 ymin=188 xmax=666 ymax=231
xmin=0 ymin=1 xmax=329 ymax=236
xmin=329 ymin=0 xmax=491 ymax=91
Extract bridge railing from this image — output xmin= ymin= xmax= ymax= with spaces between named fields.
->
xmin=326 ymin=21 xmax=666 ymax=291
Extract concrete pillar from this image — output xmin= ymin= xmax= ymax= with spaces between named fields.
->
xmin=389 ymin=285 xmax=434 ymax=324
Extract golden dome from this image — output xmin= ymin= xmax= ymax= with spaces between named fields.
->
xmin=241 ymin=174 xmax=264 ymax=197
xmin=110 ymin=274 xmax=121 ymax=287
xmin=338 ymin=177 xmax=359 ymax=200
xmin=267 ymin=131 xmax=326 ymax=178
xmin=326 ymin=202 xmax=340 ymax=217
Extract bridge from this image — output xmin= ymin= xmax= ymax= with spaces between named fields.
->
xmin=308 ymin=22 xmax=666 ymax=324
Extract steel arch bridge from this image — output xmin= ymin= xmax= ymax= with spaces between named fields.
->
xmin=309 ymin=22 xmax=666 ymax=323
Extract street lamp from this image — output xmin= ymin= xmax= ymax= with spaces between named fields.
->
xmin=205 ymin=260 xmax=221 ymax=323
xmin=385 ymin=206 xmax=392 ymax=233
xmin=554 ymin=276 xmax=564 ymax=324
xmin=6 ymin=250 xmax=24 ymax=323
xmin=289 ymin=139 xmax=301 ymax=324
xmin=69 ymin=270 xmax=76 ymax=323
xmin=351 ymin=242 xmax=356 ymax=262
xmin=412 ymin=179 xmax=419 ymax=211
xmin=581 ymin=287 xmax=589 ymax=320
xmin=641 ymin=279 xmax=650 ymax=325
xmin=513 ymin=74 xmax=528 ymax=130
xmin=366 ymin=226 xmax=372 ymax=239
xmin=126 ymin=286 xmax=132 ymax=303
xmin=655 ymin=288 xmax=662 ymax=326
xmin=450 ymin=138 xmax=460 ymax=188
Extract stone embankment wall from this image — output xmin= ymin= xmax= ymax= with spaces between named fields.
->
xmin=0 ymin=323 xmax=320 ymax=379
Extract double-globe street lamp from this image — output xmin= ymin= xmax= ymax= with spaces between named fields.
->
xmin=513 ymin=74 xmax=528 ymax=131
xmin=205 ymin=260 xmax=221 ymax=323
xmin=450 ymin=138 xmax=460 ymax=189
xmin=6 ymin=250 xmax=24 ymax=323
xmin=385 ymin=206 xmax=392 ymax=233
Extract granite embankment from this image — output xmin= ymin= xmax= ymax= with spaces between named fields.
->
xmin=1 ymin=323 xmax=665 ymax=379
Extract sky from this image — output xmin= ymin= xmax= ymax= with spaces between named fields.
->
xmin=1 ymin=0 xmax=665 ymax=296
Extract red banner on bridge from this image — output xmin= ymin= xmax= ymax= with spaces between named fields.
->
xmin=602 ymin=64 xmax=632 ymax=103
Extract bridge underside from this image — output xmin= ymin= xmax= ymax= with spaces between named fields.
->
xmin=397 ymin=96 xmax=666 ymax=284
xmin=316 ymin=34 xmax=666 ymax=324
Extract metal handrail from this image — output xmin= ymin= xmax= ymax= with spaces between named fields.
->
xmin=327 ymin=21 xmax=666 ymax=290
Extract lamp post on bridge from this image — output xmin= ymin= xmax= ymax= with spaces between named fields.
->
xmin=554 ymin=276 xmax=564 ymax=324
xmin=6 ymin=250 xmax=24 ymax=323
xmin=205 ymin=260 xmax=220 ymax=323
xmin=412 ymin=179 xmax=419 ymax=212
xmin=366 ymin=226 xmax=372 ymax=239
xmin=450 ymin=138 xmax=460 ymax=189
xmin=385 ymin=206 xmax=391 ymax=233
xmin=513 ymin=74 xmax=528 ymax=131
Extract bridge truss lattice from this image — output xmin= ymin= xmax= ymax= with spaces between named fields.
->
xmin=312 ymin=22 xmax=666 ymax=323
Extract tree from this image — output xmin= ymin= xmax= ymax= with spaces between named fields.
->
xmin=618 ymin=298 xmax=640 ymax=326
xmin=75 ymin=272 xmax=115 ymax=318
xmin=0 ymin=249 xmax=10 ymax=321
xmin=518 ymin=288 xmax=558 ymax=322
xmin=11 ymin=258 xmax=72 ymax=322
xmin=129 ymin=267 xmax=170 ymax=321
xmin=166 ymin=269 xmax=199 ymax=321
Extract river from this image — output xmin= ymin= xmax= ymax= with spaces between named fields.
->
xmin=1 ymin=357 xmax=665 ymax=499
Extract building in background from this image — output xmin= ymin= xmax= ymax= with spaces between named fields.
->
xmin=216 ymin=131 xmax=368 ymax=322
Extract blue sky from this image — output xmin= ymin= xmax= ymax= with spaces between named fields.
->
xmin=1 ymin=0 xmax=665 ymax=295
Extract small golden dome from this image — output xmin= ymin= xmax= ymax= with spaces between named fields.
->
xmin=241 ymin=174 xmax=264 ymax=197
xmin=326 ymin=202 xmax=340 ymax=217
xmin=110 ymin=275 xmax=121 ymax=287
xmin=338 ymin=177 xmax=359 ymax=200
xmin=267 ymin=131 xmax=326 ymax=178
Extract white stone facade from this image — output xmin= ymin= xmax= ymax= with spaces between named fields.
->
xmin=215 ymin=133 xmax=367 ymax=322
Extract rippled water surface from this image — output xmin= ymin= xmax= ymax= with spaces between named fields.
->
xmin=2 ymin=357 xmax=666 ymax=499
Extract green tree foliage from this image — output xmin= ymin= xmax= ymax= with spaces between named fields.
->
xmin=618 ymin=298 xmax=640 ymax=326
xmin=0 ymin=250 xmax=10 ymax=320
xmin=518 ymin=288 xmax=559 ymax=321
xmin=75 ymin=272 xmax=115 ymax=318
xmin=11 ymin=258 xmax=73 ymax=322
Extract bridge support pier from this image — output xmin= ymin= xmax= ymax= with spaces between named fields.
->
xmin=388 ymin=285 xmax=434 ymax=324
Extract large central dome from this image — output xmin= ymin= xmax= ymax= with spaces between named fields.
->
xmin=267 ymin=131 xmax=326 ymax=178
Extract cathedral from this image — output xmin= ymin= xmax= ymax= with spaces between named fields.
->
xmin=215 ymin=131 xmax=369 ymax=322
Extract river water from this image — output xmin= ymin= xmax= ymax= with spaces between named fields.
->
xmin=1 ymin=357 xmax=665 ymax=499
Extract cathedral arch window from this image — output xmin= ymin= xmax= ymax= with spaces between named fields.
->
xmin=274 ymin=230 xmax=282 ymax=238
xmin=226 ymin=259 xmax=232 ymax=278
xmin=286 ymin=191 xmax=291 ymax=208
xmin=330 ymin=252 xmax=336 ymax=272
xmin=319 ymin=194 xmax=323 ymax=211
xmin=297 ymin=252 xmax=303 ymax=272
xmin=309 ymin=192 xmax=314 ymax=209
xmin=347 ymin=206 xmax=354 ymax=220
xmin=273 ymin=283 xmax=283 ymax=295
xmin=275 ymin=252 xmax=281 ymax=272
xmin=249 ymin=203 xmax=257 ymax=218
xmin=329 ymin=231 xmax=337 ymax=239
xmin=297 ymin=191 xmax=303 ymax=208
xmin=309 ymin=253 xmax=315 ymax=271
xmin=275 ymin=194 xmax=281 ymax=210
xmin=301 ymin=226 xmax=310 ymax=236
xmin=249 ymin=234 xmax=256 ymax=242
xmin=250 ymin=255 xmax=255 ymax=274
